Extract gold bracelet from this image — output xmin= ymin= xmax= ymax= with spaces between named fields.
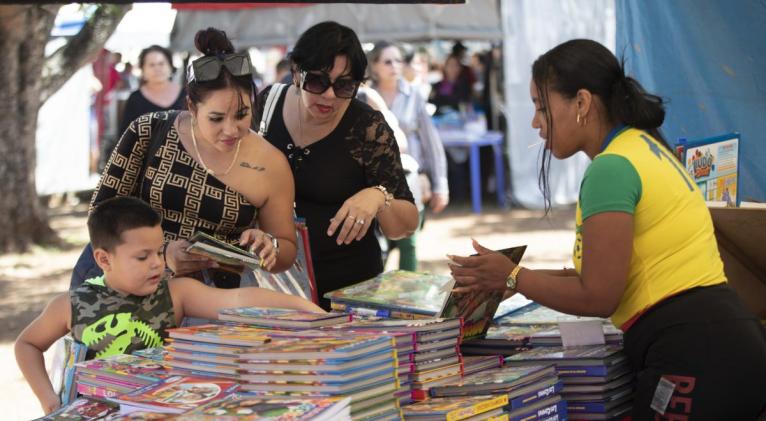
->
xmin=505 ymin=265 xmax=522 ymax=291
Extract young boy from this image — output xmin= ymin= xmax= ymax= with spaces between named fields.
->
xmin=15 ymin=197 xmax=324 ymax=414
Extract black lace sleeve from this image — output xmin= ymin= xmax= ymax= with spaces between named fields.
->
xmin=90 ymin=115 xmax=154 ymax=212
xmin=354 ymin=109 xmax=415 ymax=204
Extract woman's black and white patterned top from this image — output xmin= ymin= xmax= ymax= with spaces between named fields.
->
xmin=91 ymin=111 xmax=257 ymax=244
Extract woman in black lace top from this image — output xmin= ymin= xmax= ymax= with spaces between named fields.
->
xmin=254 ymin=21 xmax=419 ymax=309
xmin=91 ymin=28 xmax=297 ymax=281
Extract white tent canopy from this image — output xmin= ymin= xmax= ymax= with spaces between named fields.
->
xmin=170 ymin=1 xmax=502 ymax=50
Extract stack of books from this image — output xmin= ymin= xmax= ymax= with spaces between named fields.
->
xmin=428 ymin=364 xmax=566 ymax=420
xmin=74 ymin=354 xmax=172 ymax=399
xmin=528 ymin=324 xmax=623 ymax=347
xmin=163 ymin=323 xmax=402 ymax=420
xmin=38 ymin=397 xmax=118 ymax=420
xmin=323 ymin=316 xmax=466 ymax=404
xmin=506 ymin=344 xmax=633 ymax=419
xmin=460 ymin=324 xmax=546 ymax=356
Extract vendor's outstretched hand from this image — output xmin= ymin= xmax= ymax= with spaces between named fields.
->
xmin=448 ymin=239 xmax=515 ymax=293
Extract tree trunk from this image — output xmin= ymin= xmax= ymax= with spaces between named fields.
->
xmin=0 ymin=5 xmax=129 ymax=253
xmin=0 ymin=5 xmax=60 ymax=252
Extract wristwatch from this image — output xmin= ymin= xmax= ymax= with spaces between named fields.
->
xmin=372 ymin=185 xmax=394 ymax=210
xmin=505 ymin=265 xmax=522 ymax=291
xmin=264 ymin=233 xmax=280 ymax=256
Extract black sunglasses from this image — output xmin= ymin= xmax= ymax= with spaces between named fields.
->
xmin=190 ymin=53 xmax=252 ymax=83
xmin=300 ymin=70 xmax=359 ymax=99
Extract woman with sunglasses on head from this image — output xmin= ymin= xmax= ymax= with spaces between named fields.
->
xmin=368 ymin=41 xmax=449 ymax=271
xmin=253 ymin=21 xmax=419 ymax=310
xmin=90 ymin=27 xmax=297 ymax=284
xmin=448 ymin=39 xmax=766 ymax=419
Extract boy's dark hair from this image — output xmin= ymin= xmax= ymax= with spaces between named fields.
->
xmin=88 ymin=197 xmax=161 ymax=252
xmin=289 ymin=21 xmax=367 ymax=83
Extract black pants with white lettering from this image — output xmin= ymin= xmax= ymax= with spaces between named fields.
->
xmin=624 ymin=283 xmax=766 ymax=420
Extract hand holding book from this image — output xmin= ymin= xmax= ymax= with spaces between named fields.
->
xmin=448 ymin=238 xmax=523 ymax=294
xmin=238 ymin=228 xmax=279 ymax=271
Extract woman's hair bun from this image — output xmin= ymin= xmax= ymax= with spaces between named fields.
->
xmin=194 ymin=27 xmax=234 ymax=56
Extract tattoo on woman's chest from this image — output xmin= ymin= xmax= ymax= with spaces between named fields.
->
xmin=240 ymin=162 xmax=265 ymax=171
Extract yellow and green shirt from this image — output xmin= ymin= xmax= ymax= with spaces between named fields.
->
xmin=573 ymin=126 xmax=726 ymax=329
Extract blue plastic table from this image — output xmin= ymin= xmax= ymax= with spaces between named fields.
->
xmin=439 ymin=129 xmax=507 ymax=213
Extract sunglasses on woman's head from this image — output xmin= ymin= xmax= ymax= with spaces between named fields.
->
xmin=300 ymin=70 xmax=359 ymax=99
xmin=190 ymin=53 xmax=253 ymax=83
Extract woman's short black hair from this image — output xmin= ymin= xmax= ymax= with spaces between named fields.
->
xmin=289 ymin=21 xmax=367 ymax=82
xmin=138 ymin=45 xmax=176 ymax=76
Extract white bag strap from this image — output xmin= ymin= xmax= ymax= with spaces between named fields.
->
xmin=258 ymin=83 xmax=287 ymax=136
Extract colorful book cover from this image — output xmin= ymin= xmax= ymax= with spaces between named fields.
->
xmin=493 ymin=293 xmax=534 ymax=320
xmin=75 ymin=354 xmax=171 ymax=384
xmin=132 ymin=346 xmax=168 ymax=361
xmin=324 ymin=270 xmax=456 ymax=316
xmin=505 ymin=344 xmax=625 ymax=367
xmin=185 ymin=394 xmax=350 ymax=420
xmin=48 ymin=335 xmax=87 ymax=406
xmin=495 ymin=303 xmax=605 ymax=325
xmin=233 ymin=335 xmax=393 ymax=360
xmin=441 ymin=245 xmax=526 ymax=341
xmin=402 ymin=394 xmax=509 ymax=421
xmin=166 ymin=324 xmax=272 ymax=347
xmin=111 ymin=375 xmax=240 ymax=414
xmin=36 ymin=397 xmax=117 ymax=420
xmin=332 ymin=317 xmax=463 ymax=333
xmin=429 ymin=364 xmax=555 ymax=397
xmin=186 ymin=231 xmax=262 ymax=270
xmin=218 ymin=307 xmax=348 ymax=328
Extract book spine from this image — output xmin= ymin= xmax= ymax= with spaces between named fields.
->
xmin=566 ymin=400 xmax=608 ymax=413
xmin=509 ymin=381 xmax=563 ymax=409
xmin=446 ymin=394 xmax=509 ymax=421
xmin=509 ymin=400 xmax=566 ymax=421
xmin=556 ymin=365 xmax=608 ymax=377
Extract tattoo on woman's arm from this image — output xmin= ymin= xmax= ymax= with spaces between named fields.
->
xmin=240 ymin=162 xmax=265 ymax=171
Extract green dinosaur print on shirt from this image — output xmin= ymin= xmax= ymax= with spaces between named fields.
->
xmin=81 ymin=313 xmax=163 ymax=358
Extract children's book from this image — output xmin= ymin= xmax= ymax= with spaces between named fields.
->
xmin=329 ymin=317 xmax=464 ymax=334
xmin=47 ymin=335 xmax=87 ymax=407
xmin=461 ymin=355 xmax=505 ymax=377
xmin=529 ymin=323 xmax=623 ymax=347
xmin=429 ymin=364 xmax=556 ymax=397
xmin=506 ymin=376 xmax=563 ymax=410
xmin=35 ymin=397 xmax=117 ymax=420
xmin=401 ymin=394 xmax=509 ymax=421
xmin=166 ymin=324 xmax=272 ymax=347
xmin=185 ymin=394 xmax=351 ymax=421
xmin=74 ymin=354 xmax=172 ymax=386
xmin=252 ymin=218 xmax=318 ymax=304
xmin=494 ymin=303 xmax=604 ymax=325
xmin=566 ymin=393 xmax=632 ymax=414
xmin=131 ymin=347 xmax=168 ymax=361
xmin=109 ymin=375 xmax=240 ymax=414
xmin=218 ymin=307 xmax=349 ymax=329
xmin=442 ymin=245 xmax=527 ymax=340
xmin=324 ymin=270 xmax=456 ymax=316
xmin=506 ymin=395 xmax=565 ymax=421
xmin=505 ymin=344 xmax=626 ymax=368
xmin=186 ymin=231 xmax=262 ymax=271
xmin=560 ymin=372 xmax=633 ymax=394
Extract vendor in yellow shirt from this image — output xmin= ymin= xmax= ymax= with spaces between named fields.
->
xmin=448 ymin=39 xmax=766 ymax=420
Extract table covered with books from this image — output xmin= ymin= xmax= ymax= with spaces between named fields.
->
xmin=49 ymin=269 xmax=634 ymax=421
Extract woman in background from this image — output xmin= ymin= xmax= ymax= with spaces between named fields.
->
xmin=118 ymin=45 xmax=185 ymax=138
xmin=369 ymin=41 xmax=449 ymax=271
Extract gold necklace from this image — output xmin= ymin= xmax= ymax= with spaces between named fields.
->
xmin=190 ymin=117 xmax=241 ymax=176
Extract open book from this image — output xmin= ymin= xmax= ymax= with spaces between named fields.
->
xmin=186 ymin=231 xmax=262 ymax=271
